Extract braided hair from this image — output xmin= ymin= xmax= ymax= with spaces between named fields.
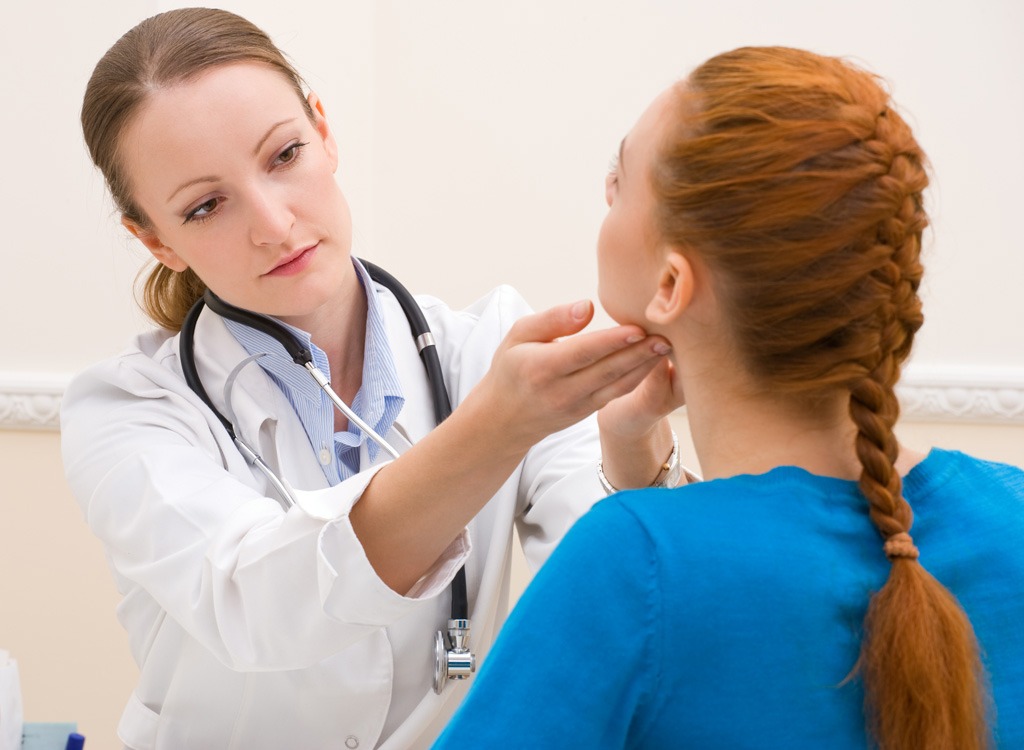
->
xmin=654 ymin=47 xmax=988 ymax=749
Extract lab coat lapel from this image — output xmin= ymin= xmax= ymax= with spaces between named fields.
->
xmin=190 ymin=286 xmax=436 ymax=489
xmin=193 ymin=307 xmax=330 ymax=491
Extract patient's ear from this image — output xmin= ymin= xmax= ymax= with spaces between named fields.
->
xmin=646 ymin=251 xmax=694 ymax=325
xmin=121 ymin=216 xmax=189 ymax=272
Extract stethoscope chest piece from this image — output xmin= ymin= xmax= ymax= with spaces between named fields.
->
xmin=433 ymin=618 xmax=476 ymax=694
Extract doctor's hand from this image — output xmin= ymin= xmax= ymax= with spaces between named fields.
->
xmin=353 ymin=295 xmax=679 ymax=594
xmin=354 ymin=298 xmax=671 ymax=594
xmin=471 ymin=299 xmax=672 ymax=453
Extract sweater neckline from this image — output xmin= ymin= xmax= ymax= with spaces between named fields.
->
xmin=708 ymin=447 xmax=952 ymax=498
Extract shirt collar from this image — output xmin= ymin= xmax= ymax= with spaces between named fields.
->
xmin=223 ymin=258 xmax=405 ymax=466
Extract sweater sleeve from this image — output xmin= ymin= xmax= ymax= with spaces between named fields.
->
xmin=432 ymin=496 xmax=662 ymax=749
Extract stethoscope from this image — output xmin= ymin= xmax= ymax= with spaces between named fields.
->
xmin=179 ymin=259 xmax=474 ymax=694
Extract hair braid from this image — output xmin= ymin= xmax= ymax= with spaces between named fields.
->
xmin=654 ymin=47 xmax=990 ymax=749
xmin=850 ymin=108 xmax=922 ymax=542
xmin=848 ymin=108 xmax=989 ymax=750
xmin=850 ymin=368 xmax=905 ymax=530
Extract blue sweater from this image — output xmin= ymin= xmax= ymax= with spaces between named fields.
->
xmin=433 ymin=449 xmax=1024 ymax=748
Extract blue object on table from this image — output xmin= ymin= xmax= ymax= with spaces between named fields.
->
xmin=64 ymin=732 xmax=85 ymax=750
xmin=20 ymin=723 xmax=79 ymax=750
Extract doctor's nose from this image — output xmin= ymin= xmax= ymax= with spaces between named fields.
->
xmin=248 ymin=189 xmax=296 ymax=247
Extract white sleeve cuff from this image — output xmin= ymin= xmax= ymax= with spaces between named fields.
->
xmin=289 ymin=465 xmax=472 ymax=625
xmin=317 ymin=517 xmax=471 ymax=626
xmin=289 ymin=463 xmax=385 ymax=520
xmin=404 ymin=530 xmax=472 ymax=600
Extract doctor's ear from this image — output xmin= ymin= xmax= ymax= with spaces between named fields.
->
xmin=645 ymin=251 xmax=695 ymax=325
xmin=307 ymin=91 xmax=339 ymax=171
xmin=121 ymin=216 xmax=189 ymax=273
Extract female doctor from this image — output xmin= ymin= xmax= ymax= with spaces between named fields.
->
xmin=60 ymin=7 xmax=683 ymax=750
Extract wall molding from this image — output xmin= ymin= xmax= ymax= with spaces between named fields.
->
xmin=2 ymin=366 xmax=1024 ymax=432
xmin=0 ymin=373 xmax=71 ymax=432
xmin=896 ymin=365 xmax=1024 ymax=424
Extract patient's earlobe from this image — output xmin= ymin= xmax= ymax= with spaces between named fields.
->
xmin=646 ymin=251 xmax=694 ymax=325
xmin=121 ymin=216 xmax=189 ymax=272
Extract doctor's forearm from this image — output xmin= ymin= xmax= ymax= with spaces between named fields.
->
xmin=350 ymin=303 xmax=672 ymax=594
xmin=348 ymin=387 xmax=536 ymax=595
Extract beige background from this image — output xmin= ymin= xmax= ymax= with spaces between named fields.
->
xmin=1 ymin=0 xmax=1022 ymax=747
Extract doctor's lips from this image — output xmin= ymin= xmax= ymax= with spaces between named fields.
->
xmin=265 ymin=243 xmax=319 ymax=276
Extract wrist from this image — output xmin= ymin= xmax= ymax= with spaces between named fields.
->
xmin=597 ymin=429 xmax=701 ymax=495
xmin=648 ymin=430 xmax=681 ymax=487
xmin=456 ymin=381 xmax=537 ymax=461
xmin=597 ymin=407 xmax=664 ymax=443
xmin=598 ymin=417 xmax=670 ymax=485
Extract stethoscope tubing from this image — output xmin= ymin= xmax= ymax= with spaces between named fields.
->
xmin=178 ymin=259 xmax=468 ymax=621
xmin=358 ymin=261 xmax=467 ymax=619
xmin=361 ymin=260 xmax=453 ymax=424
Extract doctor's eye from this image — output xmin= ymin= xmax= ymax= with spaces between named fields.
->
xmin=184 ymin=197 xmax=220 ymax=224
xmin=275 ymin=141 xmax=308 ymax=167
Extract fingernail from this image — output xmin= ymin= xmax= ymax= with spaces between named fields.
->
xmin=653 ymin=342 xmax=671 ymax=355
xmin=625 ymin=333 xmax=644 ymax=344
xmin=571 ymin=300 xmax=590 ymax=320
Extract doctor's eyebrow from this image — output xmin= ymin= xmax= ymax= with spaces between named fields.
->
xmin=168 ymin=175 xmax=219 ymax=203
xmin=252 ymin=118 xmax=298 ymax=156
xmin=165 ymin=118 xmax=302 ymax=203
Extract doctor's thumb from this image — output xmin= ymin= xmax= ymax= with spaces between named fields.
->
xmin=510 ymin=300 xmax=595 ymax=344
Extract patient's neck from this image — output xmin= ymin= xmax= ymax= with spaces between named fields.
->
xmin=660 ymin=285 xmax=925 ymax=482
xmin=687 ymin=377 xmax=862 ymax=482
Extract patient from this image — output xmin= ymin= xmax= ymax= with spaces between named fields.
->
xmin=432 ymin=46 xmax=1024 ymax=749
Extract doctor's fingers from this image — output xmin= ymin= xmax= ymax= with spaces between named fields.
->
xmin=577 ymin=347 xmax=671 ymax=409
xmin=487 ymin=341 xmax=667 ymax=437
xmin=550 ymin=325 xmax=672 ymax=378
xmin=501 ymin=300 xmax=597 ymax=347
xmin=490 ymin=331 xmax=667 ymax=408
xmin=511 ymin=334 xmax=671 ymax=415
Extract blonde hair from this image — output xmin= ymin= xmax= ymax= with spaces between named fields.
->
xmin=81 ymin=7 xmax=313 ymax=330
xmin=654 ymin=47 xmax=990 ymax=749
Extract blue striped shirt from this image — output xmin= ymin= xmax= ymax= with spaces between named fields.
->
xmin=223 ymin=259 xmax=405 ymax=483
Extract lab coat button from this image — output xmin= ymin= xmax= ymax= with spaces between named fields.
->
xmin=344 ymin=737 xmax=359 ymax=749
xmin=319 ymin=447 xmax=332 ymax=465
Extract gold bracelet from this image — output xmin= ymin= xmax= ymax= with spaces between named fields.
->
xmin=648 ymin=430 xmax=680 ymax=487
xmin=597 ymin=431 xmax=698 ymax=495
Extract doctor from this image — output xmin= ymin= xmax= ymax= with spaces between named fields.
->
xmin=61 ymin=7 xmax=683 ymax=750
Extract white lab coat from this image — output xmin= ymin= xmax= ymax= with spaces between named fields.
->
xmin=61 ymin=283 xmax=603 ymax=750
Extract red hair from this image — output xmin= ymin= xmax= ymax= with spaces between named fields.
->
xmin=654 ymin=47 xmax=989 ymax=749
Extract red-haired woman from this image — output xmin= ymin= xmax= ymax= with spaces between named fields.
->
xmin=433 ymin=47 xmax=1023 ymax=750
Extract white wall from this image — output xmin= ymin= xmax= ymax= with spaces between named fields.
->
xmin=2 ymin=0 xmax=1022 ymax=375
xmin=1 ymin=1 xmax=1022 ymax=746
